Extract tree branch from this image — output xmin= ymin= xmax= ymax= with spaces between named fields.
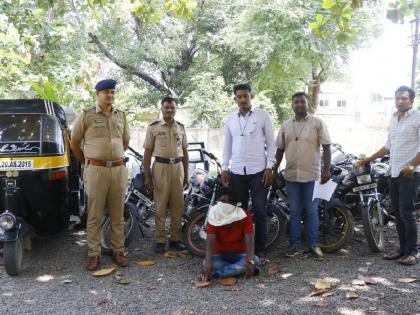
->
xmin=132 ymin=13 xmax=143 ymax=42
xmin=173 ymin=37 xmax=198 ymax=76
xmin=88 ymin=32 xmax=176 ymax=96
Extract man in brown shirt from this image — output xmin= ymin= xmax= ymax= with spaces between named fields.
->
xmin=273 ymin=92 xmax=331 ymax=261
xmin=143 ymin=96 xmax=189 ymax=254
xmin=70 ymin=79 xmax=130 ymax=270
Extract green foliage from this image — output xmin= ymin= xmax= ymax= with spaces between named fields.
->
xmin=386 ymin=0 xmax=420 ymax=23
xmin=0 ymin=0 xmax=382 ymax=126
xmin=29 ymin=78 xmax=60 ymax=103
xmin=184 ymin=73 xmax=233 ymax=128
xmin=311 ymin=0 xmax=380 ymax=44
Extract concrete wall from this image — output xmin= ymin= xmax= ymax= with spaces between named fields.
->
xmin=129 ymin=109 xmax=390 ymax=160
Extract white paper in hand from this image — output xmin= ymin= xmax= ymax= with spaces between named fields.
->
xmin=312 ymin=179 xmax=337 ymax=201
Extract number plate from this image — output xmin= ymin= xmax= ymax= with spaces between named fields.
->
xmin=353 ymin=183 xmax=377 ymax=192
xmin=0 ymin=160 xmax=34 ymax=169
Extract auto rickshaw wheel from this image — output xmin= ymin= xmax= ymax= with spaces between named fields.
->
xmin=3 ymin=238 xmax=24 ymax=276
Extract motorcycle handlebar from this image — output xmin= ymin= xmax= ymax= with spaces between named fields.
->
xmin=201 ymin=149 xmax=222 ymax=171
xmin=128 ymin=146 xmax=144 ymax=160
xmin=201 ymin=149 xmax=217 ymax=161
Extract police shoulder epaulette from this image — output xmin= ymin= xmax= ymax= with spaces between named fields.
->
xmin=150 ymin=120 xmax=160 ymax=126
xmin=83 ymin=106 xmax=95 ymax=112
xmin=176 ymin=121 xmax=184 ymax=127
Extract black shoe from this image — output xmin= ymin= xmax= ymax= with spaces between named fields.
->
xmin=154 ymin=243 xmax=166 ymax=254
xmin=285 ymin=245 xmax=302 ymax=258
xmin=169 ymin=241 xmax=187 ymax=251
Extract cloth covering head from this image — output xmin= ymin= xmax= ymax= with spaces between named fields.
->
xmin=207 ymin=202 xmax=247 ymax=227
xmin=95 ymin=79 xmax=117 ymax=91
xmin=208 ymin=187 xmax=246 ymax=226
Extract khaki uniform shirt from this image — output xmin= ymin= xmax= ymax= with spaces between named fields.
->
xmin=71 ymin=105 xmax=130 ymax=160
xmin=143 ymin=119 xmax=188 ymax=158
xmin=275 ymin=115 xmax=331 ymax=182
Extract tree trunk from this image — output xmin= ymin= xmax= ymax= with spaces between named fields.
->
xmin=308 ymin=69 xmax=325 ymax=114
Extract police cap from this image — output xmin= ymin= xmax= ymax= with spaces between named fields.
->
xmin=95 ymin=79 xmax=117 ymax=91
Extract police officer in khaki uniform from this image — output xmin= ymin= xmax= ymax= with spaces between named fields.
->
xmin=70 ymin=79 xmax=130 ymax=270
xmin=143 ymin=96 xmax=189 ymax=254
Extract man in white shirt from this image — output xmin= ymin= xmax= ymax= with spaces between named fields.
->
xmin=364 ymin=86 xmax=420 ymax=265
xmin=221 ymin=83 xmax=276 ymax=261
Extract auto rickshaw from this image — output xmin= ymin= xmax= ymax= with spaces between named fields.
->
xmin=0 ymin=99 xmax=85 ymax=275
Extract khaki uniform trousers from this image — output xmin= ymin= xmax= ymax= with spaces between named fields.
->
xmin=153 ymin=161 xmax=184 ymax=243
xmin=84 ymin=164 xmax=127 ymax=257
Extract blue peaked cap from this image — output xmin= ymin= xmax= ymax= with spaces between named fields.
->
xmin=95 ymin=79 xmax=117 ymax=91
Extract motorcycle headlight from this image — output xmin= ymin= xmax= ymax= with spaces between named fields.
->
xmin=356 ymin=174 xmax=372 ymax=185
xmin=0 ymin=213 xmax=16 ymax=230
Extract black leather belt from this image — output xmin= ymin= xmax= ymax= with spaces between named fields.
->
xmin=155 ymin=156 xmax=183 ymax=164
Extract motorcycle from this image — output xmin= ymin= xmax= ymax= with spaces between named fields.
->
xmin=273 ymin=166 xmax=355 ymax=253
xmin=336 ymin=159 xmax=385 ymax=252
xmin=183 ymin=150 xmax=292 ymax=257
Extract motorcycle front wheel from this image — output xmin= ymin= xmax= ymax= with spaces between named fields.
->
xmin=184 ymin=211 xmax=207 ymax=257
xmin=362 ymin=203 xmax=384 ymax=252
xmin=318 ymin=206 xmax=354 ymax=253
xmin=265 ymin=204 xmax=288 ymax=253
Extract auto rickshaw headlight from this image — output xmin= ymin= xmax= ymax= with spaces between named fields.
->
xmin=0 ymin=213 xmax=16 ymax=230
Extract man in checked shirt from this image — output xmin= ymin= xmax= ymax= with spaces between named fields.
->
xmin=364 ymin=86 xmax=420 ymax=265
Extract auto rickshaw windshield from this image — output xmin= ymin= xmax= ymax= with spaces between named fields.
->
xmin=0 ymin=114 xmax=65 ymax=156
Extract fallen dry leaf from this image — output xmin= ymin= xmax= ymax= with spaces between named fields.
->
xmin=321 ymin=291 xmax=335 ymax=298
xmin=364 ymin=278 xmax=377 ymax=285
xmin=192 ymin=280 xmax=211 ymax=288
xmin=92 ymin=268 xmax=116 ymax=277
xmin=314 ymin=300 xmax=331 ymax=308
xmin=367 ymin=307 xmax=379 ymax=313
xmin=281 ymin=273 xmax=293 ymax=279
xmin=346 ymin=291 xmax=359 ymax=300
xmin=217 ymin=277 xmax=237 ymax=286
xmin=309 ymin=288 xmax=328 ymax=297
xmin=61 ymin=279 xmax=72 ymax=284
xmin=164 ymin=251 xmax=177 ymax=258
xmin=137 ymin=259 xmax=156 ymax=267
xmin=246 ymin=300 xmax=256 ymax=304
xmin=357 ymin=274 xmax=377 ymax=285
xmin=117 ymin=279 xmax=130 ymax=285
xmin=397 ymin=278 xmax=417 ymax=283
xmin=177 ymin=250 xmax=190 ymax=258
xmin=352 ymin=279 xmax=366 ymax=286
xmin=268 ymin=266 xmax=282 ymax=275
xmin=314 ymin=279 xmax=332 ymax=290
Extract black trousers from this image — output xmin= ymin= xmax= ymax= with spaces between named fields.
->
xmin=230 ymin=171 xmax=268 ymax=255
xmin=389 ymin=173 xmax=420 ymax=256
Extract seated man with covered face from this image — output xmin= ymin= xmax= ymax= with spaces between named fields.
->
xmin=202 ymin=187 xmax=260 ymax=280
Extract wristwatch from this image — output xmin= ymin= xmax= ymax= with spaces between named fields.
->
xmin=245 ymin=258 xmax=255 ymax=266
